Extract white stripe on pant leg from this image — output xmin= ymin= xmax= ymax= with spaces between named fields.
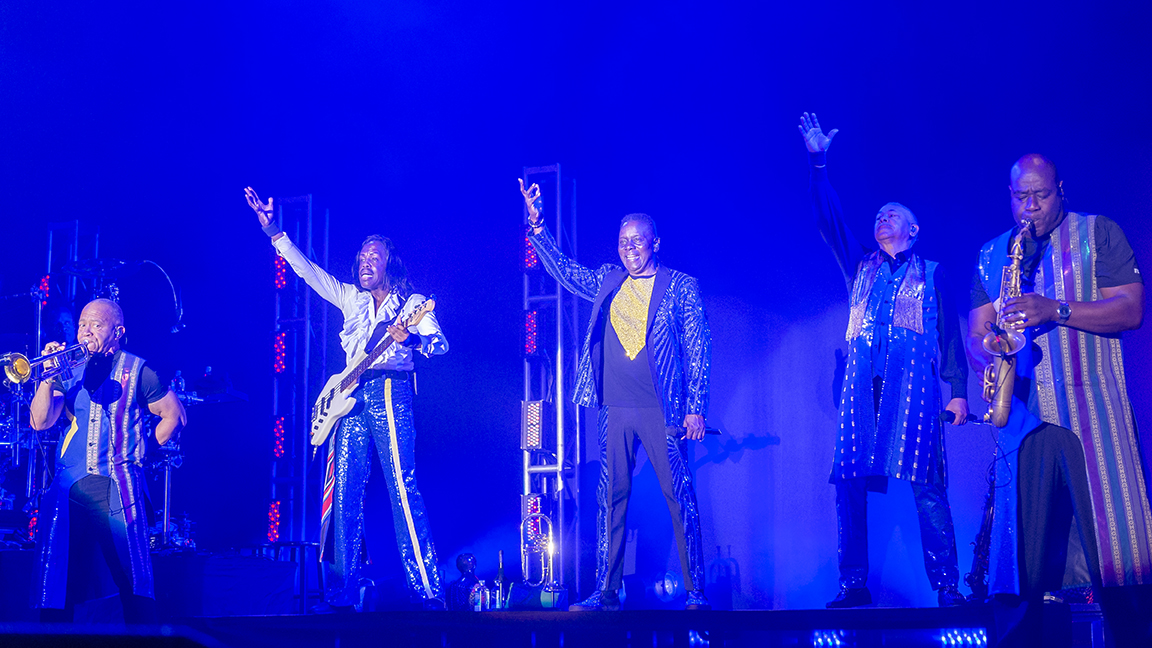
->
xmin=384 ymin=378 xmax=433 ymax=599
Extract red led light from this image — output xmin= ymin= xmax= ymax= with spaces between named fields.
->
xmin=273 ymin=332 xmax=287 ymax=373
xmin=39 ymin=275 xmax=50 ymax=306
xmin=274 ymin=255 xmax=288 ymax=290
xmin=28 ymin=508 xmax=38 ymax=542
xmin=524 ymin=232 xmax=538 ymax=270
xmin=524 ymin=311 xmax=537 ymax=355
xmin=273 ymin=415 xmax=286 ymax=458
xmin=267 ymin=500 xmax=281 ymax=543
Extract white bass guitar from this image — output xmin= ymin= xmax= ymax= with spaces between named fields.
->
xmin=310 ymin=296 xmax=436 ymax=448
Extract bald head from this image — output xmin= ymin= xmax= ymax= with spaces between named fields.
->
xmin=1008 ymin=153 xmax=1065 ymax=237
xmin=78 ymin=298 xmax=126 ymax=356
xmin=86 ymin=298 xmax=124 ymax=326
xmin=1011 ymin=153 xmax=1061 ymax=186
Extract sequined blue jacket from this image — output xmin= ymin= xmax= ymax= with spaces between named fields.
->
xmin=529 ymin=227 xmax=710 ymax=427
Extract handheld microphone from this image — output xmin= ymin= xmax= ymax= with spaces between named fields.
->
xmin=939 ymin=411 xmax=968 ymax=425
xmin=666 ymin=426 xmax=722 ymax=439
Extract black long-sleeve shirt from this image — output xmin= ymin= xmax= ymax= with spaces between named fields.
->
xmin=810 ymin=151 xmax=968 ymax=400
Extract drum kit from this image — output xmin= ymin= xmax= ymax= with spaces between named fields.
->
xmin=0 ymin=256 xmax=234 ymax=551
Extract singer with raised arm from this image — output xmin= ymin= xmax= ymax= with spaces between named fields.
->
xmin=244 ymin=187 xmax=447 ymax=611
xmin=520 ymin=179 xmax=711 ymax=611
xmin=801 ymin=113 xmax=969 ymax=608
xmin=967 ymin=155 xmax=1152 ymax=647
xmin=29 ymin=298 xmax=187 ymax=624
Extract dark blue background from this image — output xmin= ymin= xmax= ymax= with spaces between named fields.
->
xmin=2 ymin=0 xmax=1149 ymax=608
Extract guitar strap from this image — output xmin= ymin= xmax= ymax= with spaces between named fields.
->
xmin=365 ymin=306 xmax=408 ymax=354
xmin=364 ymin=320 xmax=391 ymax=354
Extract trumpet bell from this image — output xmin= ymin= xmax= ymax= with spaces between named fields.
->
xmin=1 ymin=343 xmax=91 ymax=387
xmin=2 ymin=353 xmax=31 ymax=385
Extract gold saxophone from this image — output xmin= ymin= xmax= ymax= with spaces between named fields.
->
xmin=981 ymin=219 xmax=1033 ymax=427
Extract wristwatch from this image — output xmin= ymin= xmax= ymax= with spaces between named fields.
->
xmin=1056 ymin=301 xmax=1072 ymax=324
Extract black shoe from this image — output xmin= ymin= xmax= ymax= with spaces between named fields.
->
xmin=826 ymin=586 xmax=872 ymax=608
xmin=569 ymin=590 xmax=621 ymax=611
xmin=937 ymin=585 xmax=965 ymax=607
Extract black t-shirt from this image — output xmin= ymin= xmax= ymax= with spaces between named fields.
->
xmin=970 ymin=214 xmax=1143 ymax=310
xmin=61 ymin=350 xmax=168 ymax=412
xmin=602 ymin=317 xmax=661 ymax=408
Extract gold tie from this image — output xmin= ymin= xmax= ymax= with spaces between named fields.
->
xmin=610 ymin=276 xmax=654 ymax=360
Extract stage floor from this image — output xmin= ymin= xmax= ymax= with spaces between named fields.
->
xmin=0 ymin=604 xmax=1111 ymax=647
xmin=172 ymin=605 xmax=1105 ymax=648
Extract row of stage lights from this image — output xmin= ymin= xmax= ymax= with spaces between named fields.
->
xmin=811 ymin=629 xmax=987 ymax=647
xmin=269 ymin=252 xmax=289 ymax=543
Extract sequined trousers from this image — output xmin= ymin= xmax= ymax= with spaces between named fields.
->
xmin=328 ymin=374 xmax=442 ymax=605
xmin=834 ymin=470 xmax=959 ymax=590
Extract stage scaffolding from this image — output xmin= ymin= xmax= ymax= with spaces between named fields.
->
xmin=269 ymin=195 xmax=329 ymax=553
xmin=520 ymin=165 xmax=586 ymax=598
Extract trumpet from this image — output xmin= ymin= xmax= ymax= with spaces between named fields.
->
xmin=980 ymin=218 xmax=1032 ymax=427
xmin=1 ymin=342 xmax=91 ymax=386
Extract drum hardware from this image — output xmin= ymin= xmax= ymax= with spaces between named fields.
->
xmin=61 ymin=258 xmax=186 ymax=333
xmin=149 ymin=439 xmax=185 ymax=549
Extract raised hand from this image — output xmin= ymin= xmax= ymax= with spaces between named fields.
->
xmin=798 ymin=112 xmax=839 ymax=153
xmin=244 ymin=186 xmax=274 ymax=227
xmin=518 ymin=178 xmax=542 ymax=227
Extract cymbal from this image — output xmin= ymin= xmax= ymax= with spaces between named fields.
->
xmin=60 ymin=258 xmax=139 ymax=279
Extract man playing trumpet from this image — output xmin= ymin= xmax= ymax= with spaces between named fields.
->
xmin=30 ymin=298 xmax=187 ymax=624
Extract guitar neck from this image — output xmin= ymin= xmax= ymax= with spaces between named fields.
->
xmin=336 ymin=297 xmax=433 ymax=392
xmin=341 ymin=339 xmax=397 ymax=391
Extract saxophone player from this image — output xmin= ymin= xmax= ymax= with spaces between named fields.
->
xmin=799 ymin=113 xmax=970 ymax=608
xmin=967 ymin=154 xmax=1152 ymax=647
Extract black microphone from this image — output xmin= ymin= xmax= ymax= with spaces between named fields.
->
xmin=939 ymin=411 xmax=968 ymax=425
xmin=666 ymin=426 xmax=722 ymax=439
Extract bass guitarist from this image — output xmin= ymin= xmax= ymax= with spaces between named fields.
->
xmin=245 ymin=187 xmax=448 ymax=610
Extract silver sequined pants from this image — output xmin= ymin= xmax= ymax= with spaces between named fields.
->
xmin=328 ymin=374 xmax=442 ymax=605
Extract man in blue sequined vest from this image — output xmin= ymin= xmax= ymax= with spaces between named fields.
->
xmin=30 ymin=299 xmax=187 ymax=624
xmin=800 ymin=113 xmax=970 ymax=608
xmin=520 ymin=179 xmax=712 ymax=611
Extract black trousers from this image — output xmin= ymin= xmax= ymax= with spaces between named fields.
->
xmin=602 ymin=406 xmax=703 ymax=593
xmin=39 ymin=475 xmax=157 ymax=625
xmin=995 ymin=423 xmax=1152 ymax=648
xmin=834 ymin=470 xmax=960 ymax=591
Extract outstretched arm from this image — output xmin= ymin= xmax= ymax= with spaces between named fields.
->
xmin=245 ymin=186 xmax=283 ymax=241
xmin=800 ymin=113 xmax=866 ymax=286
xmin=519 ymin=179 xmax=606 ymax=302
xmin=245 ymin=186 xmax=355 ymax=309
